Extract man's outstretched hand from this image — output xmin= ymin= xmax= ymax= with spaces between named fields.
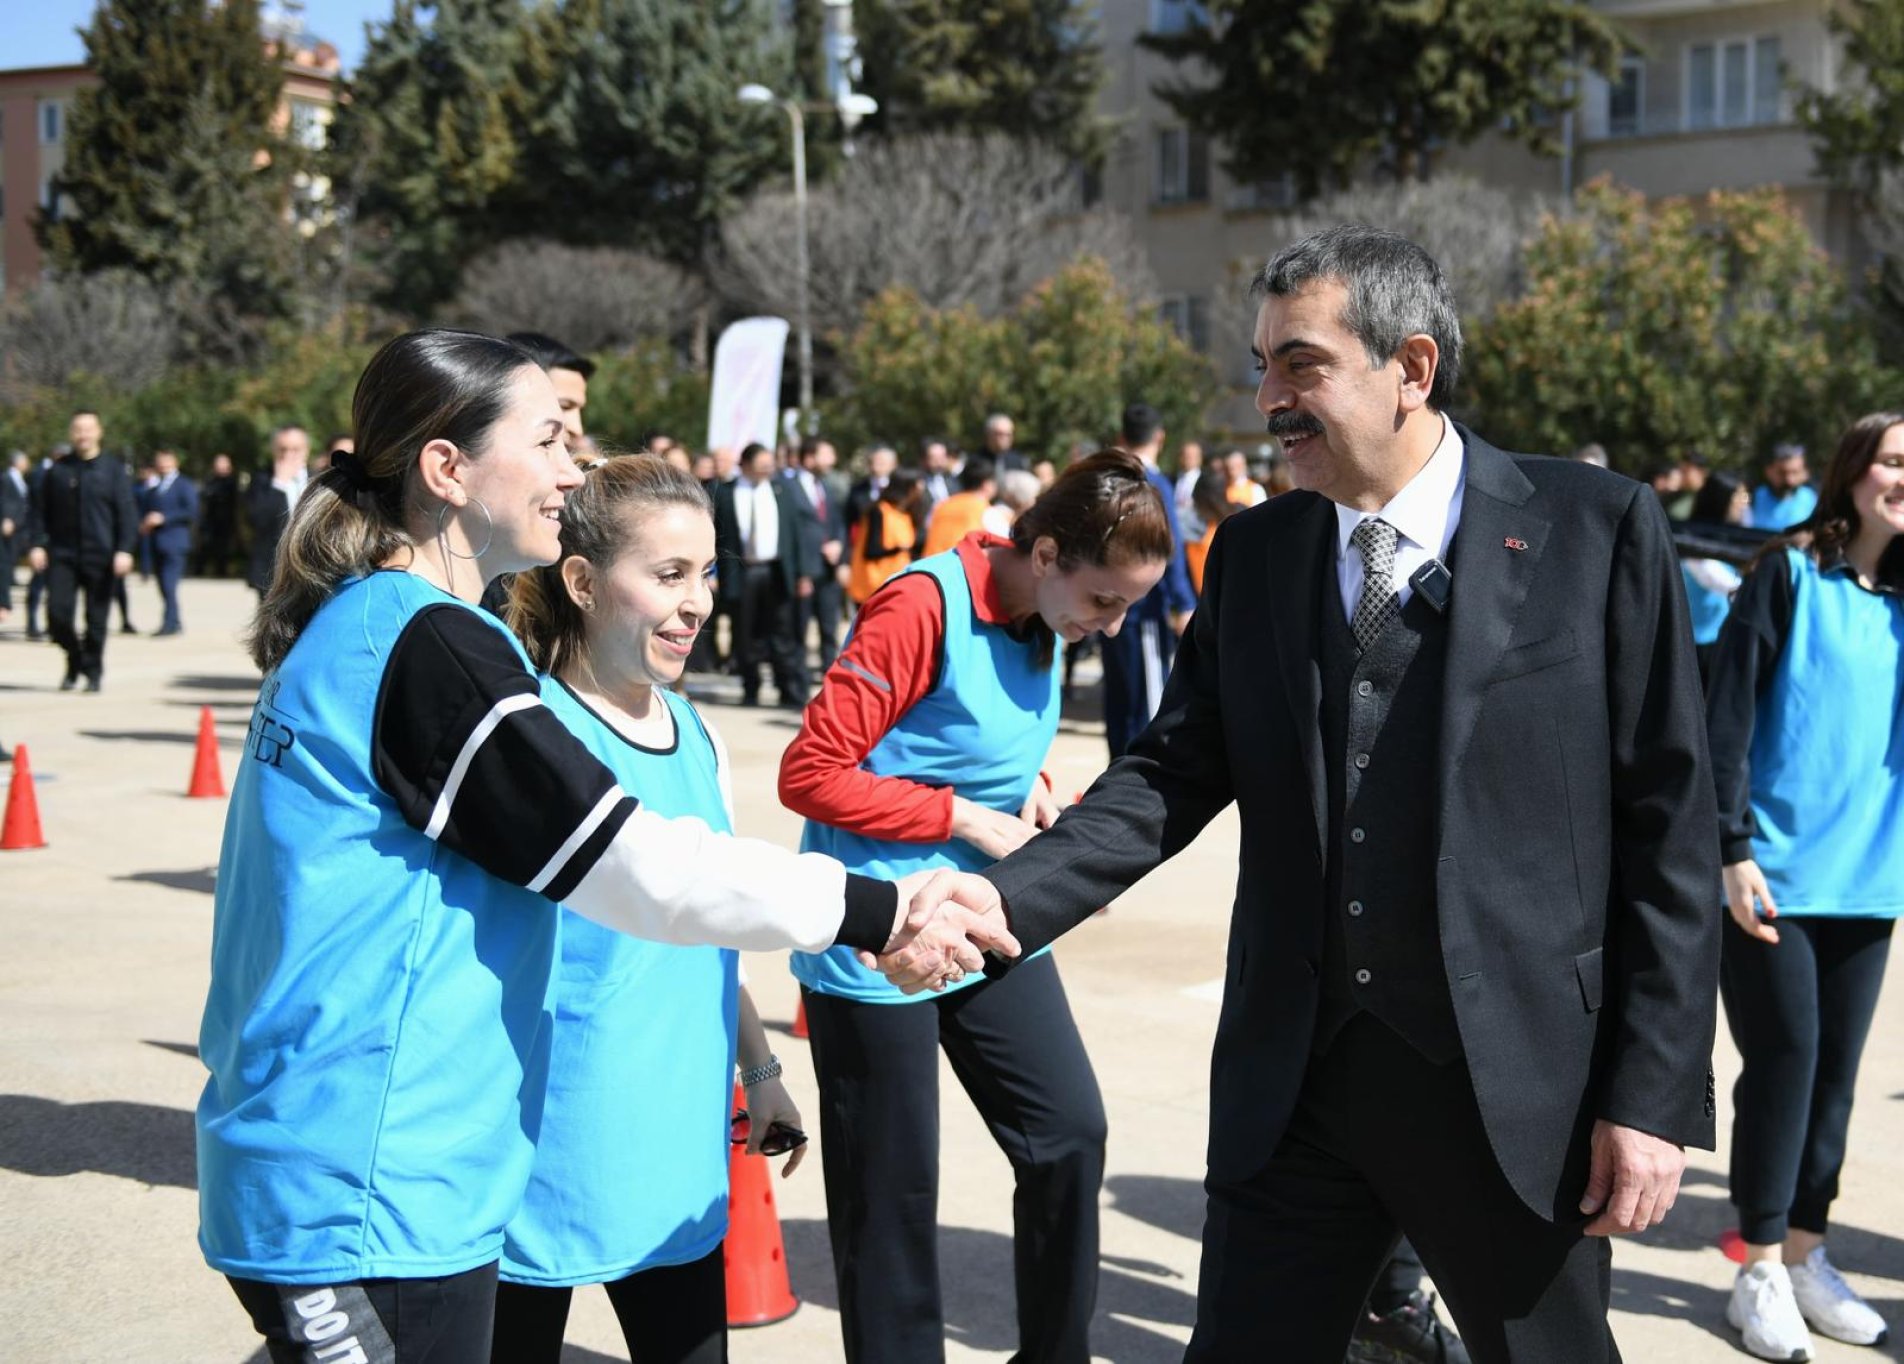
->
xmin=858 ymin=870 xmax=1019 ymax=993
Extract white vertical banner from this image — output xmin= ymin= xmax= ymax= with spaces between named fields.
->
xmin=706 ymin=316 xmax=791 ymax=453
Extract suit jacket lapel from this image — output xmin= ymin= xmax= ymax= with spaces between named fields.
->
xmin=1269 ymin=493 xmax=1333 ymax=867
xmin=1437 ymin=429 xmax=1551 ymax=821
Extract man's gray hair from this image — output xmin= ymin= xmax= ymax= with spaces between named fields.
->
xmin=1251 ymin=224 xmax=1463 ymax=410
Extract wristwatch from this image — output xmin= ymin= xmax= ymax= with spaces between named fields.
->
xmin=738 ymin=1054 xmax=783 ymax=1087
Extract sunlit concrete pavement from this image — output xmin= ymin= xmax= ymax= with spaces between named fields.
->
xmin=2 ymin=574 xmax=1902 ymax=1363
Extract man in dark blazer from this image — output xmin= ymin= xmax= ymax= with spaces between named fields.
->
xmin=0 ymin=450 xmax=29 ymax=625
xmin=713 ymin=441 xmax=818 ymax=707
xmin=880 ymin=227 xmax=1721 ymax=1362
xmin=26 ymin=410 xmax=139 ymax=690
xmin=246 ymin=425 xmax=310 ymax=595
xmin=790 ymin=436 xmax=849 ymax=672
xmin=141 ymin=448 xmax=198 ymax=635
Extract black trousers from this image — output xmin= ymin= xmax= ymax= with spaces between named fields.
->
xmin=1189 ymin=1014 xmax=1617 ymax=1364
xmin=804 ymin=952 xmax=1107 ymax=1363
xmin=230 ymin=1263 xmax=498 ymax=1364
xmin=733 ymin=563 xmax=807 ymax=704
xmin=489 ymin=1244 xmax=727 ymax=1364
xmin=802 ymin=573 xmax=844 ymax=673
xmin=46 ymin=556 xmax=116 ymax=682
xmin=1721 ymin=914 xmax=1894 ymax=1245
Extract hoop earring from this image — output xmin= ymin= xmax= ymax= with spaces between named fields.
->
xmin=436 ymin=498 xmax=495 ymax=560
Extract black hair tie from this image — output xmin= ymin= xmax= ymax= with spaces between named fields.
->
xmin=331 ymin=448 xmax=372 ymax=493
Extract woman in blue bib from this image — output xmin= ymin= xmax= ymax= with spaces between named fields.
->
xmin=1706 ymin=412 xmax=1904 ymax=1361
xmin=779 ymin=450 xmax=1172 ymax=1362
xmin=491 ymin=453 xmax=805 ymax=1362
xmin=199 ymin=331 xmax=1013 ymax=1364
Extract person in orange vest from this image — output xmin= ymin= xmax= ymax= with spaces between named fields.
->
xmin=922 ymin=457 xmax=997 ymax=558
xmin=1185 ymin=469 xmax=1239 ymax=596
xmin=848 ymin=470 xmax=925 ymax=604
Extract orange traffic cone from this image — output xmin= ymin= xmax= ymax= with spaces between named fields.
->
xmin=2 ymin=746 xmax=48 ymax=850
xmin=724 ymin=1083 xmax=799 ymax=1327
xmin=791 ymin=997 xmax=809 ymax=1040
xmin=187 ymin=707 xmax=226 ymax=799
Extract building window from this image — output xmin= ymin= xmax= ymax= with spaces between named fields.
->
xmin=39 ymin=173 xmax=59 ymax=222
xmin=1148 ymin=0 xmax=1208 ymax=35
xmin=1076 ymin=159 xmax=1102 ymax=209
xmin=1155 ymin=128 xmax=1209 ymax=205
xmin=1754 ymin=36 xmax=1783 ymax=125
xmin=1608 ymin=57 xmax=1644 ymax=137
xmin=1687 ymin=36 xmax=1782 ymax=131
xmin=1159 ymin=294 xmax=1211 ymax=353
xmin=288 ymin=100 xmax=327 ymax=151
xmin=39 ymin=100 xmax=62 ymax=145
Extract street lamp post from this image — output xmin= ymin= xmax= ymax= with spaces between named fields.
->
xmin=739 ymin=82 xmax=877 ymax=435
xmin=738 ymin=85 xmax=812 ymax=431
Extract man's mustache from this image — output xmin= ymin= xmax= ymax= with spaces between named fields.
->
xmin=1265 ymin=412 xmax=1324 ymax=439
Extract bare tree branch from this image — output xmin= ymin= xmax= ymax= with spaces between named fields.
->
xmin=0 ymin=270 xmax=178 ymax=395
xmin=1211 ymin=176 xmax=1562 ymax=357
xmin=717 ymin=133 xmax=1156 ymax=342
xmin=445 ymin=239 xmax=706 ymax=353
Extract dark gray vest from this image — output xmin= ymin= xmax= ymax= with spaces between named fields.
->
xmin=1313 ymin=579 xmax=1462 ymax=1064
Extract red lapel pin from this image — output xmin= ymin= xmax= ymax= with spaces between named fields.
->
xmin=1504 ymin=537 xmax=1529 ymax=552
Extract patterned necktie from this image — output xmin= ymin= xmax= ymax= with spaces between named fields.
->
xmin=1349 ymin=517 xmax=1400 ymax=652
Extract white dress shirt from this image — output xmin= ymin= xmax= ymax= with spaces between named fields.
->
xmin=1333 ymin=416 xmax=1466 ymax=620
xmin=736 ymin=475 xmax=780 ymax=562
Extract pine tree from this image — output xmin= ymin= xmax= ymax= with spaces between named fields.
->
xmin=39 ymin=0 xmax=298 ymax=356
xmin=855 ymin=0 xmax=1107 ymax=163
xmin=323 ymin=0 xmax=533 ymax=316
xmin=1142 ymin=0 xmax=1625 ymax=193
xmin=519 ymin=0 xmax=793 ymax=270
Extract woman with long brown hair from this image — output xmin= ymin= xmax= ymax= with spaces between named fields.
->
xmin=779 ymin=450 xmax=1171 ymax=1362
xmin=1706 ymin=412 xmax=1904 ymax=1360
xmin=197 ymin=331 xmax=1008 ymax=1363
xmin=493 ymin=454 xmax=807 ymax=1363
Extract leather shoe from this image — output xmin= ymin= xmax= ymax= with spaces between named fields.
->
xmin=58 ymin=672 xmax=78 ymax=691
xmin=1347 ymin=1290 xmax=1471 ymax=1364
xmin=82 ymin=676 xmax=102 ymax=693
xmin=153 ymin=625 xmax=182 ymax=637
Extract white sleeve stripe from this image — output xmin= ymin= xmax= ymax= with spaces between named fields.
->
xmin=423 ymin=692 xmax=543 ymax=840
xmin=527 ymin=786 xmax=625 ymax=894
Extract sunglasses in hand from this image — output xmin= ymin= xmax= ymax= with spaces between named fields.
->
xmin=731 ymin=1108 xmax=808 ymax=1157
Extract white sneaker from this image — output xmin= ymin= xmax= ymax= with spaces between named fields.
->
xmin=1728 ymin=1261 xmax=1815 ymax=1362
xmin=1789 ymin=1245 xmax=1890 ymax=1346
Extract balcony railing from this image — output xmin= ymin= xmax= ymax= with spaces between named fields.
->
xmin=1591 ymin=109 xmax=1794 ymax=141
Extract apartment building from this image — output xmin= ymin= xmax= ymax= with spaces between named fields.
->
xmin=0 ymin=29 xmax=339 ymax=294
xmin=1095 ymin=0 xmax=1852 ymax=432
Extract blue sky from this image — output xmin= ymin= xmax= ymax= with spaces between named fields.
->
xmin=3 ymin=1 xmax=389 ymax=73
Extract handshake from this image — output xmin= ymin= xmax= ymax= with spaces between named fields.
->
xmin=858 ymin=870 xmax=1020 ymax=994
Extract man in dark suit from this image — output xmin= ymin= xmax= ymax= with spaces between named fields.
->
xmin=791 ymin=437 xmax=848 ymax=672
xmin=713 ymin=442 xmax=817 ymax=707
xmin=26 ymin=410 xmax=140 ymax=691
xmin=194 ymin=453 xmax=240 ymax=578
xmin=0 ymin=450 xmax=28 ymax=626
xmin=141 ymin=448 xmax=198 ymax=635
xmin=246 ymin=425 xmax=310 ymax=595
xmin=882 ymin=227 xmax=1721 ymax=1362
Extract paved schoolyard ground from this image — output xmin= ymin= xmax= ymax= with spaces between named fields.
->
xmin=3 ymin=574 xmax=1903 ymax=1362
